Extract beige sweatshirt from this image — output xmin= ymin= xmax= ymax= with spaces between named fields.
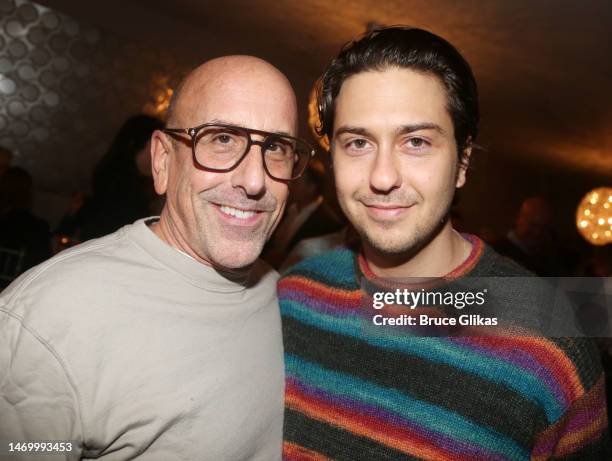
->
xmin=0 ymin=218 xmax=283 ymax=460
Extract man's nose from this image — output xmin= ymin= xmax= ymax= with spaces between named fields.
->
xmin=230 ymin=142 xmax=267 ymax=197
xmin=369 ymin=147 xmax=402 ymax=193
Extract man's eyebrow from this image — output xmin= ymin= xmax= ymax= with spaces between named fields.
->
xmin=334 ymin=126 xmax=373 ymax=138
xmin=209 ymin=118 xmax=292 ymax=137
xmin=334 ymin=123 xmax=445 ymax=138
xmin=396 ymin=123 xmax=445 ymax=135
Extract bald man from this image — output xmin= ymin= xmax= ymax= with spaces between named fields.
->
xmin=0 ymin=56 xmax=313 ymax=460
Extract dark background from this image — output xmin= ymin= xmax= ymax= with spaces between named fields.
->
xmin=0 ymin=0 xmax=611 ymax=251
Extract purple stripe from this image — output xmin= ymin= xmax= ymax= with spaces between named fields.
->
xmin=279 ymin=288 xmax=362 ymax=316
xmin=564 ymin=393 xmax=606 ymax=432
xmin=532 ymin=421 xmax=603 ymax=457
xmin=287 ymin=376 xmax=512 ymax=461
xmin=449 ymin=337 xmax=568 ymax=408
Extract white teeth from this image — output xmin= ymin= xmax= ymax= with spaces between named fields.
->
xmin=219 ymin=205 xmax=257 ymax=219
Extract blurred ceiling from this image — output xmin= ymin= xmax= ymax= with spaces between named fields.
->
xmin=38 ymin=0 xmax=612 ymax=179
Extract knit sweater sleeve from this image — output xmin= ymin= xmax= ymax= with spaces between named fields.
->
xmin=531 ymin=369 xmax=609 ymax=459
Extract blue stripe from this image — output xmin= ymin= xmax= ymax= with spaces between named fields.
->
xmin=287 ymin=354 xmax=528 ymax=461
xmin=282 ymin=299 xmax=563 ymax=421
xmin=289 ymin=249 xmax=358 ymax=288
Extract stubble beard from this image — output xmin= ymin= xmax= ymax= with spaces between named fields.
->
xmin=357 ymin=194 xmax=454 ymax=267
xmin=193 ymin=188 xmax=278 ymax=269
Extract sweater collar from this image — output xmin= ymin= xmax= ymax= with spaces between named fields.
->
xmin=356 ymin=233 xmax=485 ymax=289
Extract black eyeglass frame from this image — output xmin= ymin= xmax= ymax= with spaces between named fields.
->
xmin=163 ymin=123 xmax=315 ymax=181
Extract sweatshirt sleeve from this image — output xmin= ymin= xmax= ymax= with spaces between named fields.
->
xmin=531 ymin=374 xmax=610 ymax=460
xmin=0 ymin=309 xmax=83 ymax=460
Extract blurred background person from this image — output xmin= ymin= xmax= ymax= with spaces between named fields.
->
xmin=55 ymin=114 xmax=163 ymax=243
xmin=0 ymin=166 xmax=52 ymax=287
xmin=263 ymin=160 xmax=345 ymax=268
xmin=493 ymin=196 xmax=579 ymax=275
xmin=279 ymin=226 xmax=358 ymax=273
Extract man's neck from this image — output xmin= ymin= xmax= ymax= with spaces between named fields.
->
xmin=149 ymin=213 xmax=203 ymax=262
xmin=364 ymin=223 xmax=472 ymax=279
xmin=148 ymin=214 xmax=254 ymax=281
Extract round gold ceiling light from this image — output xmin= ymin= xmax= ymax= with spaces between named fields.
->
xmin=576 ymin=187 xmax=612 ymax=245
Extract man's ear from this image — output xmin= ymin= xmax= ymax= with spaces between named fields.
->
xmin=455 ymin=141 xmax=472 ymax=189
xmin=151 ymin=130 xmax=170 ymax=195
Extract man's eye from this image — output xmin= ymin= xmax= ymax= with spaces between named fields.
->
xmin=348 ymin=139 xmax=368 ymax=149
xmin=407 ymin=137 xmax=428 ymax=148
xmin=215 ymin=134 xmax=234 ymax=144
xmin=266 ymin=141 xmax=291 ymax=155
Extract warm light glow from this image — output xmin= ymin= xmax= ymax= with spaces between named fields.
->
xmin=143 ymin=74 xmax=175 ymax=116
xmin=576 ymin=187 xmax=612 ymax=246
xmin=307 ymin=79 xmax=329 ymax=151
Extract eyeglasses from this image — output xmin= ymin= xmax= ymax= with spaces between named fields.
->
xmin=163 ymin=123 xmax=315 ymax=181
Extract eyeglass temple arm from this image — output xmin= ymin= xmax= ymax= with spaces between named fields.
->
xmin=163 ymin=128 xmax=190 ymax=134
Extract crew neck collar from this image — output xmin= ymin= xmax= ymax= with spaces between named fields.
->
xmin=357 ymin=233 xmax=484 ymax=288
xmin=125 ymin=217 xmax=251 ymax=293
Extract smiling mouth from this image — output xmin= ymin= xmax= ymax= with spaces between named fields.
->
xmin=361 ymin=201 xmax=415 ymax=220
xmin=362 ymin=201 xmax=415 ymax=210
xmin=218 ymin=205 xmax=261 ymax=219
xmin=366 ymin=204 xmax=410 ymax=209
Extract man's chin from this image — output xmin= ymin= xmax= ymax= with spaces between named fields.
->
xmin=364 ymin=234 xmax=420 ymax=257
xmin=360 ymin=213 xmax=450 ymax=262
xmin=207 ymin=244 xmax=264 ymax=271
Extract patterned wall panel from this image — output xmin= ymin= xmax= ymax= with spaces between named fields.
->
xmin=0 ymin=0 xmax=190 ymax=201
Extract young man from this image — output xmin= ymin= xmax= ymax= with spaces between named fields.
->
xmin=280 ymin=28 xmax=609 ymax=460
xmin=0 ymin=56 xmax=313 ymax=460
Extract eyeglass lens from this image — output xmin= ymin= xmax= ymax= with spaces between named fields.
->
xmin=194 ymin=126 xmax=310 ymax=180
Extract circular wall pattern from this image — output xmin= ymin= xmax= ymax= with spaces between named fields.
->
xmin=0 ymin=0 xmax=190 ymax=198
xmin=0 ymin=0 xmax=15 ymax=14
xmin=0 ymin=77 xmax=17 ymax=95
xmin=8 ymin=38 xmax=27 ymax=57
xmin=5 ymin=20 xmax=26 ymax=38
xmin=16 ymin=2 xmax=37 ymax=21
xmin=17 ymin=63 xmax=35 ymax=79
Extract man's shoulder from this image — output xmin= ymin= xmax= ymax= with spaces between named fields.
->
xmin=1 ymin=226 xmax=139 ymax=306
xmin=279 ymin=246 xmax=358 ymax=289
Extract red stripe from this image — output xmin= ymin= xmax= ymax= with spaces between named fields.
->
xmin=532 ymin=376 xmax=608 ymax=459
xmin=286 ymin=381 xmax=479 ymax=461
xmin=283 ymin=441 xmax=334 ymax=461
xmin=457 ymin=336 xmax=584 ymax=403
xmin=279 ymin=276 xmax=362 ymax=311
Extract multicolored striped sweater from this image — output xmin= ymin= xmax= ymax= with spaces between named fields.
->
xmin=279 ymin=235 xmax=609 ymax=460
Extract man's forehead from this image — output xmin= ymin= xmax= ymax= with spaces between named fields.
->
xmin=333 ymin=69 xmax=452 ymax=132
xmin=169 ymin=56 xmax=297 ymax=126
xmin=180 ymin=83 xmax=297 ymax=132
xmin=338 ymin=69 xmax=447 ymax=105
